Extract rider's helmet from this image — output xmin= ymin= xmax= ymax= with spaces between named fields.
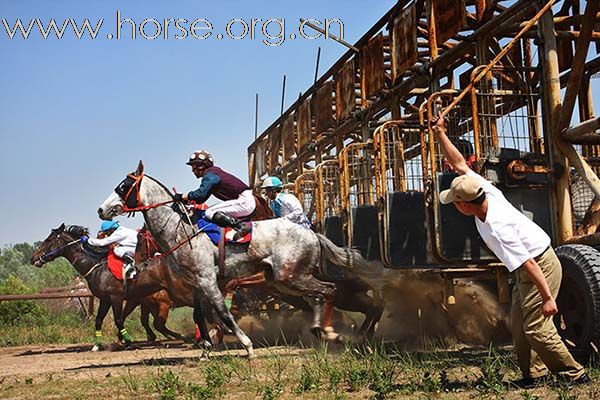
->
xmin=186 ymin=150 xmax=214 ymax=167
xmin=100 ymin=220 xmax=120 ymax=232
xmin=261 ymin=176 xmax=283 ymax=189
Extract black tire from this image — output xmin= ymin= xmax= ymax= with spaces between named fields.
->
xmin=555 ymin=244 xmax=600 ymax=363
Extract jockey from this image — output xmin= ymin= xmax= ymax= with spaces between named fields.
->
xmin=174 ymin=150 xmax=255 ymax=239
xmin=82 ymin=220 xmax=138 ymax=280
xmin=262 ymin=176 xmax=311 ymax=229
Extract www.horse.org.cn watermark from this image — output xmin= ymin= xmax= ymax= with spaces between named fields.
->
xmin=0 ymin=11 xmax=344 ymax=46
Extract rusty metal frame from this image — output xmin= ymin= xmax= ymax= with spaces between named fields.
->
xmin=295 ymin=171 xmax=317 ymax=225
xmin=247 ymin=0 xmax=600 ymax=261
xmin=339 ymin=141 xmax=377 ymax=246
xmin=315 ymin=160 xmax=343 ymax=233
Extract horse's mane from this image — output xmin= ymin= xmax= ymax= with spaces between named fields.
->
xmin=65 ymin=225 xmax=87 ymax=237
xmin=144 ymin=175 xmax=175 ymax=199
xmin=64 ymin=225 xmax=108 ymax=258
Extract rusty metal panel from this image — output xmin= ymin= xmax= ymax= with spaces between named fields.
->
xmin=268 ymin=127 xmax=281 ymax=170
xmin=335 ymin=59 xmax=356 ymax=122
xmin=281 ymin=113 xmax=295 ymax=161
xmin=255 ymin=138 xmax=267 ymax=178
xmin=360 ymin=33 xmax=386 ymax=107
xmin=297 ymin=97 xmax=312 ymax=151
xmin=557 ymin=38 xmax=573 ymax=72
xmin=314 ymin=80 xmax=336 ymax=134
xmin=392 ymin=3 xmax=418 ymax=83
xmin=435 ymin=0 xmax=466 ymax=44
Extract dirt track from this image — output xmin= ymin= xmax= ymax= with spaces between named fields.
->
xmin=0 ymin=341 xmax=301 ymax=380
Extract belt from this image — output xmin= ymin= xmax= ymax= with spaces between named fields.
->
xmin=534 ymin=246 xmax=551 ymax=262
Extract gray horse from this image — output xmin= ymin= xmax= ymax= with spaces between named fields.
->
xmin=98 ymin=161 xmax=365 ymax=358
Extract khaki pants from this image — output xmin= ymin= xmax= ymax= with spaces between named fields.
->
xmin=511 ymin=247 xmax=585 ymax=380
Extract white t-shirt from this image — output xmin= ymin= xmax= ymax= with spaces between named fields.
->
xmin=466 ymin=170 xmax=551 ymax=272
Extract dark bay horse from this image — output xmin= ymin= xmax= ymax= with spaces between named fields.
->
xmin=31 ymin=224 xmax=210 ymax=349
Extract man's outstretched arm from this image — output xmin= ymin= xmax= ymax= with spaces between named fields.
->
xmin=431 ymin=116 xmax=470 ymax=175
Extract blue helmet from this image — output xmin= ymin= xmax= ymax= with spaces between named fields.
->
xmin=261 ymin=176 xmax=283 ymax=189
xmin=99 ymin=220 xmax=119 ymax=232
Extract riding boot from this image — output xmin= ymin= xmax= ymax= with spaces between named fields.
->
xmin=210 ymin=212 xmax=251 ymax=240
xmin=122 ymin=254 xmax=138 ymax=280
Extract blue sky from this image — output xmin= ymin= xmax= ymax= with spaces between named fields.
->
xmin=0 ymin=0 xmax=395 ymax=245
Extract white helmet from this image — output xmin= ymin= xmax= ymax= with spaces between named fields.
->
xmin=261 ymin=176 xmax=283 ymax=189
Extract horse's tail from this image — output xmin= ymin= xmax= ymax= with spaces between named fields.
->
xmin=316 ymin=233 xmax=368 ymax=271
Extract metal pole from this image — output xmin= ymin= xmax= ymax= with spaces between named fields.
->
xmin=300 ymin=19 xmax=359 ymax=52
xmin=280 ymin=75 xmax=286 ymax=116
xmin=314 ymin=47 xmax=321 ymax=84
xmin=254 ymin=93 xmax=259 ymax=140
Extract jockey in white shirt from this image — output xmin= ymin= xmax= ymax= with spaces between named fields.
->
xmin=261 ymin=176 xmax=311 ymax=229
xmin=84 ymin=220 xmax=138 ymax=280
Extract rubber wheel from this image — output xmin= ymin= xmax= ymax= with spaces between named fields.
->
xmin=555 ymin=244 xmax=600 ymax=362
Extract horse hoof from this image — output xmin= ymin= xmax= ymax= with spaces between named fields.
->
xmin=322 ymin=327 xmax=342 ymax=342
xmin=209 ymin=328 xmax=224 ymax=344
xmin=91 ymin=345 xmax=101 ymax=352
xmin=247 ymin=352 xmax=258 ymax=360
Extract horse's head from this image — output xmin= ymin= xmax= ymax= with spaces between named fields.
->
xmin=31 ymin=223 xmax=87 ymax=267
xmin=98 ymin=161 xmax=145 ymax=220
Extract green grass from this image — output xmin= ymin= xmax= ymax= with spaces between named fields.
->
xmin=1 ymin=345 xmax=599 ymax=400
xmin=0 ymin=304 xmax=197 ymax=347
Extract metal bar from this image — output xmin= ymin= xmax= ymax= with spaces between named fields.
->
xmin=0 ymin=292 xmax=93 ymax=301
xmin=559 ymin=0 xmax=600 ymax=133
xmin=300 ymin=19 xmax=359 ymax=52
xmin=562 ymin=117 xmax=600 ymax=143
xmin=314 ymin=47 xmax=321 ymax=84
xmin=254 ymin=93 xmax=259 ymax=140
xmin=280 ymin=75 xmax=286 ymax=116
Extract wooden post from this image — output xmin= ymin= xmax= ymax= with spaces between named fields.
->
xmin=539 ymin=6 xmax=573 ymax=242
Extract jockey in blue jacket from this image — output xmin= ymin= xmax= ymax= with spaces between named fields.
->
xmin=262 ymin=176 xmax=311 ymax=229
xmin=174 ymin=150 xmax=255 ymax=238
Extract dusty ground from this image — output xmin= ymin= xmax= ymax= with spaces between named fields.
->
xmin=1 ymin=340 xmax=599 ymax=400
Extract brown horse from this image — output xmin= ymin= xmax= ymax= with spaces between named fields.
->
xmin=32 ymin=224 xmax=213 ymax=349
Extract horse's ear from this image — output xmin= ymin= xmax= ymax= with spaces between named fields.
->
xmin=135 ymin=160 xmax=144 ymax=176
xmin=58 ymin=223 xmax=65 ymax=231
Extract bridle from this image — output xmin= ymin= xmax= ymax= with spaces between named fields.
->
xmin=35 ymin=233 xmax=80 ymax=265
xmin=116 ymin=173 xmax=174 ymax=214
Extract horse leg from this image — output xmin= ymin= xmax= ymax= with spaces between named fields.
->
xmin=123 ymin=299 xmax=156 ymax=342
xmin=198 ymin=281 xmax=254 ymax=359
xmin=273 ymin=269 xmax=337 ymax=339
xmin=193 ymin=289 xmax=213 ymax=349
xmin=140 ymin=304 xmax=157 ymax=342
xmin=110 ymin=298 xmax=132 ymax=348
xmin=334 ymin=283 xmax=385 ymax=342
xmin=92 ymin=298 xmax=111 ymax=352
xmin=153 ymin=302 xmax=183 ymax=340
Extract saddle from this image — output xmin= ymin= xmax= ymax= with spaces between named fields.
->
xmin=106 ymin=250 xmax=124 ymax=280
xmin=196 ymin=212 xmax=253 ymax=246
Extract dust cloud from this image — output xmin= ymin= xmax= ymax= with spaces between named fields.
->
xmin=234 ymin=265 xmax=511 ymax=348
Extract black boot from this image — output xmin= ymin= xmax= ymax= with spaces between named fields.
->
xmin=122 ymin=254 xmax=137 ymax=280
xmin=210 ymin=212 xmax=251 ymax=240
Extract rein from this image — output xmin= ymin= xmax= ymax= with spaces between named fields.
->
xmin=36 ymin=238 xmax=80 ymax=264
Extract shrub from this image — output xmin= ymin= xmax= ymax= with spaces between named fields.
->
xmin=0 ymin=275 xmax=44 ymax=325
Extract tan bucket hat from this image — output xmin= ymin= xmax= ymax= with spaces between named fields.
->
xmin=439 ymin=175 xmax=484 ymax=204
